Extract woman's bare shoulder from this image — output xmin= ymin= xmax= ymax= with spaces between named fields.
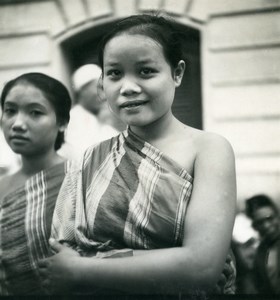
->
xmin=190 ymin=128 xmax=234 ymax=156
xmin=0 ymin=171 xmax=24 ymax=199
xmin=0 ymin=175 xmax=13 ymax=200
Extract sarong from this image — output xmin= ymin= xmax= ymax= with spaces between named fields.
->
xmin=52 ymin=128 xmax=193 ymax=252
xmin=52 ymin=128 xmax=236 ymax=293
xmin=0 ymin=161 xmax=70 ymax=295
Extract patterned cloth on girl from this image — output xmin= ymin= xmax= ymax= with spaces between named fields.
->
xmin=0 ymin=161 xmax=70 ymax=295
xmin=52 ymin=128 xmax=236 ymax=293
xmin=52 ymin=128 xmax=193 ymax=253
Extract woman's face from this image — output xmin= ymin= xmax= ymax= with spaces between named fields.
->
xmin=1 ymin=83 xmax=61 ymax=157
xmin=102 ymin=33 xmax=184 ymax=128
xmin=252 ymin=206 xmax=280 ymax=242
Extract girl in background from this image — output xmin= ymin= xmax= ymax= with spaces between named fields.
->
xmin=0 ymin=73 xmax=71 ymax=295
xmin=39 ymin=14 xmax=236 ymax=295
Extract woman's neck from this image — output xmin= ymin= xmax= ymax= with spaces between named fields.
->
xmin=21 ymin=150 xmax=63 ymax=176
xmin=130 ymin=113 xmax=180 ymax=144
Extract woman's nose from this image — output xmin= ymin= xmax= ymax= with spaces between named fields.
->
xmin=12 ymin=113 xmax=27 ymax=131
xmin=120 ymin=77 xmax=141 ymax=96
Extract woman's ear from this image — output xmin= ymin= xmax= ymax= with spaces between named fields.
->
xmin=97 ymin=77 xmax=106 ymax=102
xmin=58 ymin=123 xmax=67 ymax=133
xmin=174 ymin=60 xmax=185 ymax=87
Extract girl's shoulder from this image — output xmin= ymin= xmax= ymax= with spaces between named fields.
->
xmin=179 ymin=124 xmax=234 ymax=160
xmin=0 ymin=173 xmax=15 ymax=188
xmin=0 ymin=172 xmax=23 ymax=201
xmin=190 ymin=128 xmax=235 ymax=164
xmin=193 ymin=129 xmax=232 ymax=148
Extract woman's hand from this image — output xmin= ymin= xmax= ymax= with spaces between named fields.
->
xmin=213 ymin=253 xmax=236 ymax=294
xmin=38 ymin=238 xmax=80 ymax=295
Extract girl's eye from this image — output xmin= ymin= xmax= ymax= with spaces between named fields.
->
xmin=106 ymin=69 xmax=122 ymax=79
xmin=140 ymin=68 xmax=155 ymax=76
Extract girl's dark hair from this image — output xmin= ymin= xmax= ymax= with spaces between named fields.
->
xmin=98 ymin=14 xmax=184 ymax=71
xmin=1 ymin=72 xmax=71 ymax=150
xmin=245 ymin=194 xmax=279 ymax=218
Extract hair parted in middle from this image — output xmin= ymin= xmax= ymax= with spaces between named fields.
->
xmin=98 ymin=13 xmax=186 ymax=73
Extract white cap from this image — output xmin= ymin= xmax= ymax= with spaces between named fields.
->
xmin=233 ymin=213 xmax=259 ymax=244
xmin=72 ymin=64 xmax=102 ymax=92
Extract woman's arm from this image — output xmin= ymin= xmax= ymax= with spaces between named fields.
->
xmin=39 ymin=134 xmax=236 ymax=295
xmin=180 ymin=133 xmax=236 ymax=290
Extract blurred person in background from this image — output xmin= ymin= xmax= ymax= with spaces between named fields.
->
xmin=0 ymin=72 xmax=71 ymax=295
xmin=59 ymin=64 xmax=119 ymax=160
xmin=232 ymin=211 xmax=259 ymax=294
xmin=245 ymin=194 xmax=280 ymax=294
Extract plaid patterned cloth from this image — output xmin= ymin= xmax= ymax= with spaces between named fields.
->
xmin=52 ymin=128 xmax=193 ymax=253
xmin=51 ymin=128 xmax=236 ymax=294
xmin=0 ymin=161 xmax=70 ymax=295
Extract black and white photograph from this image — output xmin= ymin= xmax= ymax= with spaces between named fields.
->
xmin=0 ymin=0 xmax=279 ymax=298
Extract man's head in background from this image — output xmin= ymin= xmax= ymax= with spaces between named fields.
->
xmin=245 ymin=194 xmax=280 ymax=243
xmin=72 ymin=64 xmax=102 ymax=115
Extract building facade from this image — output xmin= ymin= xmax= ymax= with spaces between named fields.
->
xmin=0 ymin=0 xmax=280 ymax=206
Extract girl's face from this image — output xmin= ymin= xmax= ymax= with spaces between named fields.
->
xmin=102 ymin=33 xmax=184 ymax=128
xmin=1 ymin=83 xmax=62 ymax=157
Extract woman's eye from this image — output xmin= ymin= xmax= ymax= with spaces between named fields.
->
xmin=30 ymin=110 xmax=43 ymax=117
xmin=3 ymin=108 xmax=16 ymax=116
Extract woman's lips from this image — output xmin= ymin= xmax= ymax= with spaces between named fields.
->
xmin=120 ymin=100 xmax=148 ymax=109
xmin=10 ymin=135 xmax=29 ymax=142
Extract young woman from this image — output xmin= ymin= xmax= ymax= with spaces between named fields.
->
xmin=0 ymin=73 xmax=72 ymax=295
xmin=39 ymin=14 xmax=237 ymax=295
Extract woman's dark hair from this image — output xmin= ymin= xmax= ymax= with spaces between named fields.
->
xmin=245 ymin=194 xmax=279 ymax=219
xmin=98 ymin=14 xmax=185 ymax=72
xmin=1 ymin=72 xmax=71 ymax=150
